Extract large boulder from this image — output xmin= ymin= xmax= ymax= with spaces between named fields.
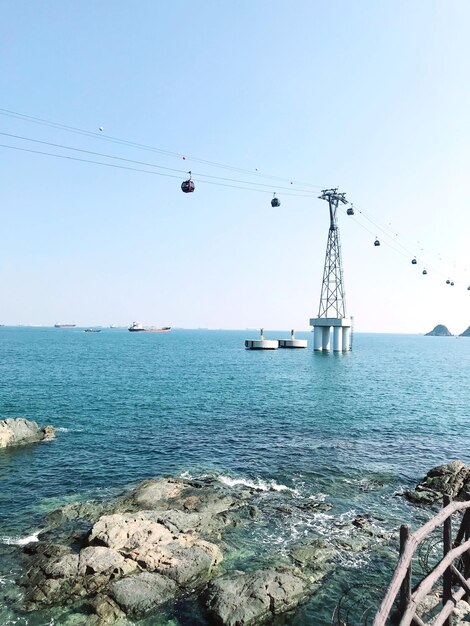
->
xmin=205 ymin=567 xmax=310 ymax=626
xmin=406 ymin=460 xmax=470 ymax=504
xmin=0 ymin=417 xmax=55 ymax=448
xmin=108 ymin=572 xmax=177 ymax=617
xmin=131 ymin=539 xmax=223 ymax=585
xmin=87 ymin=513 xmax=174 ymax=551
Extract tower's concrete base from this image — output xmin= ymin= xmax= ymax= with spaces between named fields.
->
xmin=310 ymin=317 xmax=352 ymax=352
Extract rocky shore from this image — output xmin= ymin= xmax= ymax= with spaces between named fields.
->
xmin=0 ymin=417 xmax=55 ymax=448
xmin=406 ymin=459 xmax=470 ymax=504
xmin=16 ymin=475 xmax=392 ymax=626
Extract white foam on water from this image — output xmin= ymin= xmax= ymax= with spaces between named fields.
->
xmin=1 ymin=530 xmax=41 ymax=546
xmin=218 ymin=474 xmax=299 ymax=495
xmin=55 ymin=427 xmax=83 ymax=432
xmin=179 ymin=470 xmax=212 ymax=480
xmin=308 ymin=492 xmax=327 ymax=502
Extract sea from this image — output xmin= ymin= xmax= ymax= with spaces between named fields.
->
xmin=0 ymin=327 xmax=469 ymax=626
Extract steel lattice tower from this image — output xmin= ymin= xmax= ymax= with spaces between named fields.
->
xmin=309 ymin=189 xmax=352 ymax=352
xmin=318 ymin=189 xmax=348 ymax=318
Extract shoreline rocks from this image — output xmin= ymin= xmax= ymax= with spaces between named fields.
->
xmin=406 ymin=460 xmax=470 ymax=504
xmin=17 ymin=475 xmax=392 ymax=625
xmin=0 ymin=417 xmax=55 ymax=448
xmin=205 ymin=567 xmax=310 ymax=626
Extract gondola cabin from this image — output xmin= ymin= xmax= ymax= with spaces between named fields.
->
xmin=181 ymin=179 xmax=195 ymax=193
xmin=412 ymin=258 xmax=417 ymax=265
xmin=374 ymin=239 xmax=380 ymax=247
xmin=181 ymin=174 xmax=195 ymax=193
xmin=422 ymin=269 xmax=427 ymax=275
xmin=347 ymin=207 xmax=354 ymax=216
xmin=271 ymin=196 xmax=280 ymax=208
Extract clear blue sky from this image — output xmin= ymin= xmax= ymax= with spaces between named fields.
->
xmin=1 ymin=1 xmax=469 ymax=333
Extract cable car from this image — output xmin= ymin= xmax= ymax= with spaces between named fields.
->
xmin=411 ymin=258 xmax=417 ymax=265
xmin=181 ymin=172 xmax=195 ymax=193
xmin=451 ymin=281 xmax=455 ymax=286
xmin=422 ymin=269 xmax=427 ymax=275
xmin=446 ymin=279 xmax=451 ymax=285
xmin=374 ymin=238 xmax=380 ymax=247
xmin=467 ymin=286 xmax=470 ymax=291
xmin=347 ymin=205 xmax=354 ymax=216
xmin=271 ymin=194 xmax=280 ymax=208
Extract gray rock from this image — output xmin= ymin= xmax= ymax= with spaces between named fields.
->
xmin=87 ymin=513 xmax=173 ymax=551
xmin=289 ymin=538 xmax=336 ymax=568
xmin=132 ymin=538 xmax=223 ymax=585
xmin=206 ymin=567 xmax=309 ymax=626
xmin=87 ymin=594 xmax=128 ymax=625
xmin=108 ymin=572 xmax=177 ymax=616
xmin=0 ymin=417 xmax=55 ymax=448
xmin=406 ymin=460 xmax=470 ymax=504
xmin=125 ymin=478 xmax=185 ymax=510
xmin=78 ymin=546 xmax=137 ymax=577
xmin=46 ymin=500 xmax=116 ymax=527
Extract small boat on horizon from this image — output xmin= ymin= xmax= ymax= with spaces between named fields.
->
xmin=83 ymin=329 xmax=102 ymax=333
xmin=54 ymin=323 xmax=76 ymax=328
xmin=128 ymin=322 xmax=171 ymax=333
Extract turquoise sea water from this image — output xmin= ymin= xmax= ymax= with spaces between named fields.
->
xmin=0 ymin=327 xmax=469 ymax=625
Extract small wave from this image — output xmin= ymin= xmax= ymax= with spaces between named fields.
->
xmin=218 ymin=475 xmax=299 ymax=495
xmin=308 ymin=492 xmax=327 ymax=502
xmin=1 ymin=531 xmax=41 ymax=546
xmin=179 ymin=470 xmax=212 ymax=480
xmin=55 ymin=427 xmax=83 ymax=432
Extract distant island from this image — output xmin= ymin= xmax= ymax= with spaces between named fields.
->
xmin=425 ymin=324 xmax=453 ymax=336
xmin=460 ymin=326 xmax=470 ymax=337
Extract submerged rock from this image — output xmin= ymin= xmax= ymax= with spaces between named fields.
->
xmin=0 ymin=417 xmax=55 ymax=448
xmin=205 ymin=567 xmax=310 ymax=626
xmin=289 ymin=538 xmax=335 ymax=569
xmin=425 ymin=324 xmax=453 ymax=336
xmin=406 ymin=460 xmax=470 ymax=504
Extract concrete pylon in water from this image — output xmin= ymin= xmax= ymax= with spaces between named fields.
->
xmin=310 ymin=189 xmax=352 ymax=352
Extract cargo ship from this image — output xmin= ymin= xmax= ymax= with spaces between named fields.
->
xmin=54 ymin=323 xmax=76 ymax=328
xmin=128 ymin=322 xmax=171 ymax=333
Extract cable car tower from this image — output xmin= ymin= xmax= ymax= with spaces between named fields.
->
xmin=309 ymin=188 xmax=352 ymax=351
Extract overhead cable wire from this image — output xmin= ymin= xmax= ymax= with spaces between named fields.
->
xmin=0 ymin=131 xmax=319 ymax=194
xmin=339 ymin=206 xmax=468 ymax=288
xmin=352 ymin=203 xmax=465 ymax=280
xmin=0 ymin=107 xmax=324 ymax=189
xmin=0 ymin=143 xmax=315 ymax=197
